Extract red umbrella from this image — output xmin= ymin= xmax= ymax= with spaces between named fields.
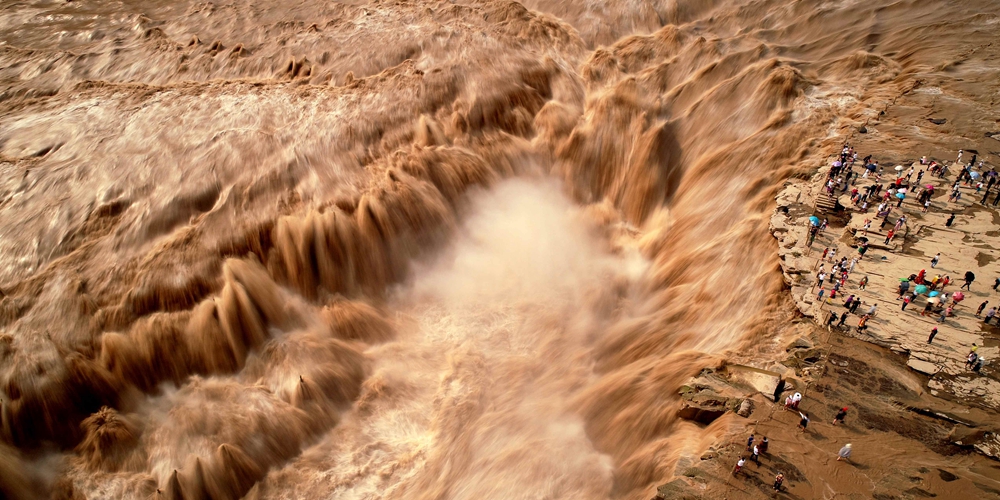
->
xmin=953 ymin=292 xmax=965 ymax=302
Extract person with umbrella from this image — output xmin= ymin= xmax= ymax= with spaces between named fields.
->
xmin=928 ymin=327 xmax=939 ymax=344
xmin=962 ymin=271 xmax=975 ymax=290
xmin=953 ymin=291 xmax=966 ymax=306
xmin=896 ymin=190 xmax=906 ymax=207
xmin=921 ymin=299 xmax=936 ymax=317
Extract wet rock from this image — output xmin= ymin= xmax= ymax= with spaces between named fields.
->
xmin=938 ymin=469 xmax=959 ymax=482
xmin=952 ymin=430 xmax=1000 ymax=459
xmin=654 ymin=478 xmax=702 ymax=500
xmin=787 ymin=336 xmax=814 ymax=351
xmin=677 ymin=391 xmax=730 ymax=424
xmin=676 ymin=404 xmax=726 ymax=424
xmin=908 ymin=407 xmax=976 ymax=427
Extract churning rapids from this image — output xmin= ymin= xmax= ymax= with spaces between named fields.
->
xmin=0 ymin=0 xmax=996 ymax=498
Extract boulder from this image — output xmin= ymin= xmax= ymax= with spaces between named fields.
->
xmin=736 ymin=399 xmax=754 ymax=417
xmin=907 ymin=358 xmax=940 ymax=375
xmin=725 ymin=364 xmax=785 ymax=402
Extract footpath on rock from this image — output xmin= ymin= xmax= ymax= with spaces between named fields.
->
xmin=655 ymin=143 xmax=1000 ymax=498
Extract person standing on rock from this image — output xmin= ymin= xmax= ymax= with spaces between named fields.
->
xmin=946 ymin=213 xmax=956 ymax=226
xmin=884 ymin=228 xmax=895 ymax=245
xmin=837 ymin=443 xmax=852 ymax=462
xmin=859 ymin=275 xmax=869 ymax=290
xmin=977 ymin=301 xmax=989 ymax=317
xmin=797 ymin=411 xmax=810 ymax=432
xmin=895 ymin=215 xmax=907 ymax=232
xmin=826 ymin=310 xmax=838 ymax=328
xmin=921 ymin=301 xmax=934 ymax=317
xmin=938 ymin=306 xmax=952 ymax=323
xmin=931 ymin=253 xmax=940 ymax=268
xmin=746 ymin=434 xmax=755 ymax=452
xmin=850 ymin=299 xmax=862 ymax=314
xmin=867 ymin=303 xmax=878 ymax=317
xmin=828 ymin=247 xmax=837 ymax=263
xmin=733 ymin=456 xmax=746 ymax=476
xmin=759 ymin=436 xmax=769 ymax=455
xmin=832 ymin=407 xmax=848 ymax=425
xmin=837 ymin=311 xmax=848 ymax=328
xmin=773 ymin=473 xmax=784 ymax=492
xmin=751 ymin=444 xmax=761 ymax=465
xmin=993 ymin=277 xmax=1000 ymax=291
xmin=857 ymin=314 xmax=870 ymax=334
xmin=817 ymin=287 xmax=826 ymax=302
xmin=927 ymin=327 xmax=938 ymax=344
xmin=966 ymin=351 xmax=979 ymax=370
xmin=985 ymin=307 xmax=997 ymax=325
xmin=962 ymin=271 xmax=975 ymax=290
xmin=901 ymin=295 xmax=911 ymax=311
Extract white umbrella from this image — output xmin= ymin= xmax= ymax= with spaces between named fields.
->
xmin=894 ymin=165 xmax=905 ymax=171
xmin=897 ymin=187 xmax=907 ymax=193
